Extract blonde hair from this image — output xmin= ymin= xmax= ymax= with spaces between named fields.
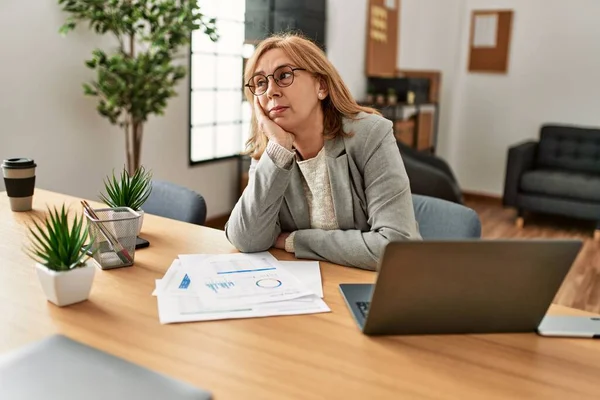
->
xmin=243 ymin=33 xmax=379 ymax=159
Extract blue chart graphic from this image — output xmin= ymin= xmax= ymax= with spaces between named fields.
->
xmin=218 ymin=267 xmax=275 ymax=275
xmin=179 ymin=274 xmax=191 ymax=289
xmin=205 ymin=279 xmax=235 ymax=294
xmin=256 ymin=278 xmax=282 ymax=288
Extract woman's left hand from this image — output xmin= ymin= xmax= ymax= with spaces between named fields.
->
xmin=275 ymin=232 xmax=290 ymax=250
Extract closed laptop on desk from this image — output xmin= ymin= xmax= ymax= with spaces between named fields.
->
xmin=0 ymin=335 xmax=212 ymax=400
xmin=340 ymin=240 xmax=583 ymax=335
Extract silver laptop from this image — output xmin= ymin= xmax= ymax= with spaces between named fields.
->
xmin=340 ymin=239 xmax=583 ymax=335
xmin=0 ymin=335 xmax=212 ymax=400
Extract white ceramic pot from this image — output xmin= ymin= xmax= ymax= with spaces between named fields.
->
xmin=35 ymin=260 xmax=96 ymax=307
xmin=136 ymin=209 xmax=144 ymax=235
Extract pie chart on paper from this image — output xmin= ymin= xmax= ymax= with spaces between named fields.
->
xmin=256 ymin=278 xmax=282 ymax=288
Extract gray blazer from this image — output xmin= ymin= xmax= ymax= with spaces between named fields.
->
xmin=225 ymin=112 xmax=421 ymax=270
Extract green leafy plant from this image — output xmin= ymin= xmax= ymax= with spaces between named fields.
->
xmin=57 ymin=0 xmax=219 ymax=175
xmin=26 ymin=205 xmax=93 ymax=272
xmin=99 ymin=166 xmax=153 ymax=211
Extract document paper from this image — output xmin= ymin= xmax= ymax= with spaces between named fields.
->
xmin=153 ymin=253 xmax=329 ymax=324
xmin=182 ymin=253 xmax=313 ymax=307
xmin=473 ymin=14 xmax=498 ymax=48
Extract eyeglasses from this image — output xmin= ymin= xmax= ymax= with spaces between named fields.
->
xmin=245 ymin=65 xmax=306 ymax=96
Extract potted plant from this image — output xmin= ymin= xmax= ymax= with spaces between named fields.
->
xmin=26 ymin=204 xmax=96 ymax=307
xmin=57 ymin=1 xmax=218 ymax=176
xmin=366 ymin=84 xmax=376 ymax=104
xmin=99 ymin=166 xmax=153 ymax=234
xmin=387 ymin=88 xmax=398 ymax=105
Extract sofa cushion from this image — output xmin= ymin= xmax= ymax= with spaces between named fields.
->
xmin=520 ymin=170 xmax=600 ymax=202
xmin=537 ymin=125 xmax=600 ymax=174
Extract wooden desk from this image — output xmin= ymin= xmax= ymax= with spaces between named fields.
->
xmin=2 ymin=189 xmax=600 ymax=399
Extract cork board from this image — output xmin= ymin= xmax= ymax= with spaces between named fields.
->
xmin=366 ymin=0 xmax=399 ymax=77
xmin=468 ymin=10 xmax=513 ymax=73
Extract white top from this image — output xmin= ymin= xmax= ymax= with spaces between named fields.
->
xmin=265 ymin=141 xmax=338 ymax=252
xmin=296 ymin=147 xmax=339 ymax=231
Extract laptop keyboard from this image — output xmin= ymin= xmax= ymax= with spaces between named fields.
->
xmin=356 ymin=301 xmax=371 ymax=318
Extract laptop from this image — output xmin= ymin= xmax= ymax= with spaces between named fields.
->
xmin=0 ymin=335 xmax=212 ymax=400
xmin=340 ymin=239 xmax=583 ymax=335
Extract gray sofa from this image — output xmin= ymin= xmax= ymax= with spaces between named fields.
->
xmin=502 ymin=124 xmax=600 ymax=237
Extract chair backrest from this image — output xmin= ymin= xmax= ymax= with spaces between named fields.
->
xmin=537 ymin=124 xmax=600 ymax=174
xmin=142 ymin=180 xmax=207 ymax=225
xmin=412 ymin=194 xmax=481 ymax=239
xmin=398 ymin=141 xmax=458 ymax=183
xmin=398 ymin=142 xmax=464 ymax=204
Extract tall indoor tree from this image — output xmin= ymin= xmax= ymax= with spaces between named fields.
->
xmin=58 ymin=0 xmax=218 ymax=175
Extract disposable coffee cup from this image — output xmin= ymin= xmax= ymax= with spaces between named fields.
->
xmin=2 ymin=158 xmax=37 ymax=212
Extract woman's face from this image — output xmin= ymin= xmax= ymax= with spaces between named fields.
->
xmin=250 ymin=48 xmax=325 ymax=132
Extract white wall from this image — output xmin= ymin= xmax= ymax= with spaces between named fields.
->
xmin=326 ymin=0 xmax=369 ymax=99
xmin=0 ymin=1 xmax=238 ymax=219
xmin=452 ymin=0 xmax=600 ymax=195
xmin=398 ymin=0 xmax=465 ymax=160
xmin=400 ymin=0 xmax=600 ymax=195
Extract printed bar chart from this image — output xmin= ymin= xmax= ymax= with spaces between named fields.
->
xmin=205 ymin=279 xmax=235 ymax=294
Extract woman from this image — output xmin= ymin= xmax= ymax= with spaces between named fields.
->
xmin=225 ymin=33 xmax=421 ymax=270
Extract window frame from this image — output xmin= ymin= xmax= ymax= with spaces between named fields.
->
xmin=188 ymin=11 xmax=249 ymax=166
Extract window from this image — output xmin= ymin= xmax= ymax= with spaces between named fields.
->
xmin=189 ymin=0 xmax=253 ymax=164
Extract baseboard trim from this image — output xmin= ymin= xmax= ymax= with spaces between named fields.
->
xmin=462 ymin=190 xmax=503 ymax=204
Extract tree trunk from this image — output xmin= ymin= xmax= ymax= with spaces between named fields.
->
xmin=125 ymin=116 xmax=134 ymax=176
xmin=125 ymin=29 xmax=137 ymax=176
xmin=133 ymin=121 xmax=143 ymax=175
xmin=124 ymin=114 xmax=143 ymax=176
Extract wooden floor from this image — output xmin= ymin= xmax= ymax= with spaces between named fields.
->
xmin=464 ymin=195 xmax=600 ymax=314
xmin=206 ymin=196 xmax=600 ymax=314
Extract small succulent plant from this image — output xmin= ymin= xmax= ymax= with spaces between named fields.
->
xmin=26 ymin=204 xmax=93 ymax=272
xmin=99 ymin=166 xmax=153 ymax=211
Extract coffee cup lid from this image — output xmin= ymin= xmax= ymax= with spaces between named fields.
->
xmin=2 ymin=158 xmax=37 ymax=169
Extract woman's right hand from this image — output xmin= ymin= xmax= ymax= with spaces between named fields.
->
xmin=254 ymin=97 xmax=294 ymax=150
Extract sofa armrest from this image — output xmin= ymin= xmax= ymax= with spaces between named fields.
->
xmin=502 ymin=141 xmax=538 ymax=207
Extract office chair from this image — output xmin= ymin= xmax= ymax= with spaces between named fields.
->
xmin=142 ymin=180 xmax=207 ymax=225
xmin=412 ymin=194 xmax=481 ymax=239
xmin=398 ymin=141 xmax=464 ymax=204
